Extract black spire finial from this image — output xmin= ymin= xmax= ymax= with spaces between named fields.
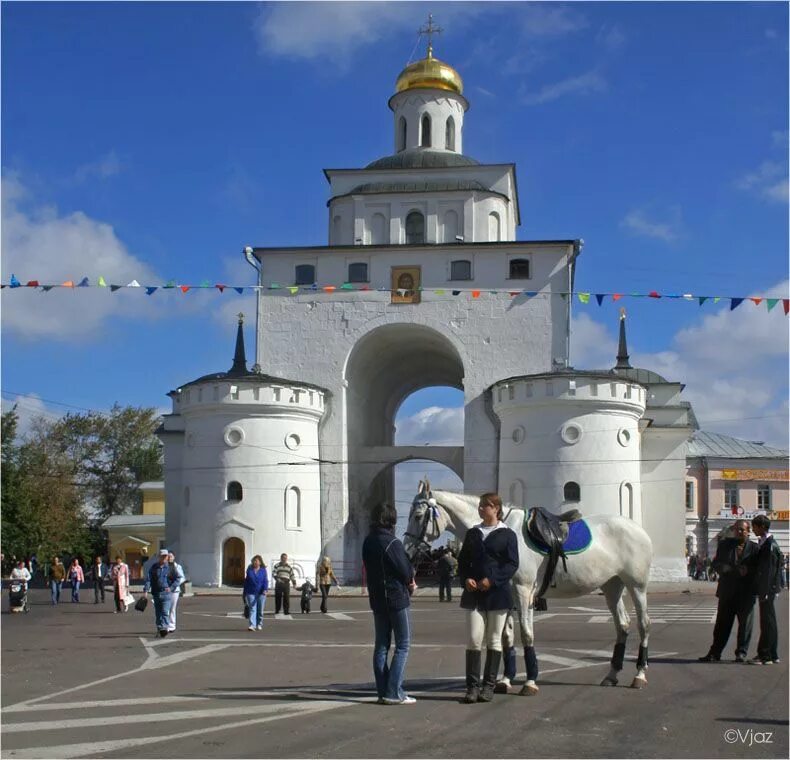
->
xmin=615 ymin=307 xmax=632 ymax=370
xmin=229 ymin=313 xmax=247 ymax=376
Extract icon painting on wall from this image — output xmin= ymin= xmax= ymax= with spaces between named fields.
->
xmin=391 ymin=266 xmax=421 ymax=304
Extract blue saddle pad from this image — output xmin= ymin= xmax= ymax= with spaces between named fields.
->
xmin=526 ymin=514 xmax=593 ymax=556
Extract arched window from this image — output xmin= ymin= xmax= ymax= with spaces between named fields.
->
xmin=488 ymin=211 xmax=501 ymax=242
xmin=509 ymin=258 xmax=530 ymax=279
xmin=421 ymin=114 xmax=432 ymax=147
xmin=621 ymin=482 xmax=634 ymax=519
xmin=443 ymin=209 xmax=459 ymax=243
xmin=445 ymin=116 xmax=455 ymax=151
xmin=294 ymin=264 xmax=315 ymax=285
xmin=348 ymin=262 xmax=368 ymax=283
xmin=398 ymin=116 xmax=407 ymax=152
xmin=405 ymin=211 xmax=425 ymax=244
xmin=564 ymin=481 xmax=581 ymax=502
xmin=285 ymin=486 xmax=301 ymax=529
xmin=370 ymin=212 xmax=387 ymax=245
xmin=509 ymin=479 xmax=525 ymax=507
xmin=450 ymin=259 xmax=472 ymax=280
xmin=227 ymin=481 xmax=243 ymax=501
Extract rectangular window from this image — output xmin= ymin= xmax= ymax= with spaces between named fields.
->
xmin=348 ymin=262 xmax=369 ymax=283
xmin=525 ymin=383 xmax=533 ymax=398
xmin=724 ymin=482 xmax=738 ymax=512
xmin=508 ymin=258 xmax=530 ymax=279
xmin=757 ymin=484 xmax=771 ymax=511
xmin=685 ymin=481 xmax=695 ymax=512
xmin=295 ymin=264 xmax=316 ymax=285
xmin=450 ymin=259 xmax=472 ymax=280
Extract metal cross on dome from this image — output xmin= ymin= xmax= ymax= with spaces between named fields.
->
xmin=237 ymin=312 xmax=245 ymax=325
xmin=419 ymin=14 xmax=443 ymax=56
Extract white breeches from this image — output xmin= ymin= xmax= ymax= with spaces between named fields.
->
xmin=466 ymin=608 xmax=509 ymax=651
xmin=168 ymin=591 xmax=180 ymax=630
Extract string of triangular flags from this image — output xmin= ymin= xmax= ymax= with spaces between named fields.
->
xmin=3 ymin=274 xmax=788 ymax=314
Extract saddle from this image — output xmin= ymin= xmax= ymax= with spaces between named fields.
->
xmin=525 ymin=507 xmax=583 ymax=610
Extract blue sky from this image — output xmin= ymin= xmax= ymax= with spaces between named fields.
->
xmin=2 ymin=1 xmax=788 ymax=457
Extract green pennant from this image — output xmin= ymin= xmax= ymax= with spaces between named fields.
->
xmin=713 ymin=296 xmax=721 ymax=303
xmin=200 ymin=280 xmax=211 ymax=288
xmin=97 ymin=276 xmax=107 ymax=287
xmin=578 ymin=292 xmax=590 ymax=304
xmin=340 ymin=283 xmax=354 ymax=290
xmin=766 ymin=298 xmax=779 ymax=312
xmin=163 ymin=280 xmax=176 ymax=289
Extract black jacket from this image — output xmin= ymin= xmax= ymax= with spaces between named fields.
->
xmin=458 ymin=524 xmax=519 ymax=611
xmin=712 ymin=539 xmax=756 ymax=600
xmin=362 ymin=527 xmax=414 ymax=614
xmin=751 ymin=536 xmax=783 ymax=598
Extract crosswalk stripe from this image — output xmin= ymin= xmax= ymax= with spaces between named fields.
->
xmin=325 ymin=612 xmax=354 ymax=620
xmin=2 ymin=696 xmax=209 ymax=714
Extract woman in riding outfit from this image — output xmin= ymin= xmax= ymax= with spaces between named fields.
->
xmin=457 ymin=492 xmax=520 ymax=703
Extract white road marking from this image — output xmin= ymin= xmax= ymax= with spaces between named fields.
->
xmin=2 ymin=696 xmax=210 ymax=714
xmin=325 ymin=612 xmax=355 ymax=620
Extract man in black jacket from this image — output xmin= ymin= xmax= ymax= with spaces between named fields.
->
xmin=748 ymin=515 xmax=783 ymax=665
xmin=698 ymin=520 xmax=756 ymax=662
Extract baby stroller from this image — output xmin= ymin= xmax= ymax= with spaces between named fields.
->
xmin=9 ymin=580 xmax=30 ymax=613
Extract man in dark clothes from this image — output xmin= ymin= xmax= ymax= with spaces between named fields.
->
xmin=437 ymin=548 xmax=457 ymax=602
xmin=698 ymin=520 xmax=757 ymax=662
xmin=748 ymin=514 xmax=783 ymax=665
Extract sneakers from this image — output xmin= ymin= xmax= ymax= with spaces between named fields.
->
xmin=697 ymin=654 xmax=720 ymax=662
xmin=748 ymin=656 xmax=768 ymax=665
xmin=734 ymin=655 xmax=745 ymax=663
xmin=494 ymin=678 xmax=511 ymax=694
xmin=382 ymin=695 xmax=417 ymax=705
xmin=256 ymin=625 xmax=263 ymax=631
xmin=248 ymin=625 xmax=256 ymax=632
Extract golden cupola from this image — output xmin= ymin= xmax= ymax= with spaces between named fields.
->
xmin=394 ymin=45 xmax=463 ymax=96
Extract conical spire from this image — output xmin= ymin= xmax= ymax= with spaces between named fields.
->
xmin=229 ymin=313 xmax=247 ymax=376
xmin=615 ymin=308 xmax=632 ymax=370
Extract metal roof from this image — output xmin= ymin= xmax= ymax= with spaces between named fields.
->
xmin=364 ymin=149 xmax=480 ymax=170
xmin=688 ymin=430 xmax=789 ymax=459
xmin=101 ymin=514 xmax=165 ymax=528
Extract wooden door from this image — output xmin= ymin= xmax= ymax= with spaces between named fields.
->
xmin=222 ymin=538 xmax=245 ymax=586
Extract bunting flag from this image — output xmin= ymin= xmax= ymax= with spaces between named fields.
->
xmin=146 ymin=286 xmax=158 ymax=295
xmin=648 ymin=291 xmax=661 ymax=299
xmin=595 ymin=294 xmax=605 ymax=306
xmin=180 ymin=285 xmax=190 ymax=293
xmin=612 ymin=293 xmax=622 ymax=301
xmin=78 ymin=277 xmax=89 ymax=287
xmin=98 ymin=276 xmax=107 ymax=287
xmin=698 ymin=296 xmax=708 ymax=306
xmin=578 ymin=293 xmax=590 ymax=304
xmin=730 ymin=298 xmax=744 ymax=311
xmin=750 ymin=297 xmax=763 ymax=306
xmin=767 ymin=298 xmax=779 ymax=312
xmin=110 ymin=285 xmax=122 ymax=292
xmin=26 ymin=280 xmax=39 ymax=287
xmin=288 ymin=286 xmax=298 ymax=294
xmin=472 ymin=290 xmax=481 ymax=299
xmin=784 ymin=299 xmax=790 ymax=315
xmin=234 ymin=287 xmax=244 ymax=295
xmin=10 ymin=274 xmax=21 ymax=288
xmin=62 ymin=280 xmax=74 ymax=288
xmin=216 ymin=284 xmax=226 ymax=293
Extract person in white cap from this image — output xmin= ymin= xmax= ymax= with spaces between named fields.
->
xmin=143 ymin=549 xmax=181 ymax=637
xmin=166 ymin=552 xmax=186 ymax=632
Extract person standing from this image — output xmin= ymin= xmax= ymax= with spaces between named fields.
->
xmin=90 ymin=556 xmax=107 ymax=604
xmin=457 ymin=492 xmax=520 ymax=703
xmin=110 ymin=555 xmax=130 ymax=613
xmin=67 ymin=558 xmax=84 ymax=603
xmin=316 ymin=556 xmax=340 ymax=614
xmin=243 ymin=555 xmax=269 ymax=631
xmin=748 ymin=515 xmax=783 ymax=665
xmin=437 ymin=547 xmax=458 ymax=602
xmin=49 ymin=556 xmax=66 ymax=605
xmin=362 ymin=502 xmax=417 ymax=705
xmin=273 ymin=553 xmax=297 ymax=615
xmin=143 ymin=549 xmax=181 ymax=638
xmin=166 ymin=552 xmax=186 ymax=633
xmin=698 ymin=520 xmax=757 ymax=662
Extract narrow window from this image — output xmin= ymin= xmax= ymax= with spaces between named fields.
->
xmin=295 ymin=264 xmax=315 ymax=285
xmin=443 ymin=209 xmax=459 ymax=243
xmin=348 ymin=262 xmax=368 ymax=283
xmin=285 ymin=486 xmax=301 ymax=529
xmin=757 ymin=484 xmax=771 ymax=511
xmin=509 ymin=258 xmax=530 ymax=279
xmin=445 ymin=116 xmax=455 ymax=151
xmin=398 ymin=116 xmax=407 ymax=152
xmin=227 ymin=481 xmax=243 ymax=501
xmin=405 ymin=211 xmax=425 ymax=244
xmin=370 ymin=212 xmax=387 ymax=245
xmin=685 ymin=482 xmax=695 ymax=512
xmin=489 ymin=212 xmax=501 ymax=241
xmin=421 ymin=114 xmax=432 ymax=147
xmin=450 ymin=259 xmax=472 ymax=280
xmin=724 ymin=482 xmax=738 ymax=512
xmin=332 ymin=215 xmax=342 ymax=244
xmin=564 ymin=482 xmax=581 ymax=502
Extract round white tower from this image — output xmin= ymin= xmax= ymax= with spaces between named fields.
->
xmin=159 ymin=317 xmax=328 ymax=586
xmin=492 ymin=371 xmax=647 ymax=523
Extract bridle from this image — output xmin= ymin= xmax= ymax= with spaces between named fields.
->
xmin=404 ymin=491 xmax=441 ymax=563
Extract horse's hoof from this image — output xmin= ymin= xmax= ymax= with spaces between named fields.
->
xmin=518 ymin=683 xmax=539 ymax=696
xmin=630 ymin=677 xmax=647 ymax=689
xmin=600 ymin=677 xmax=618 ymax=687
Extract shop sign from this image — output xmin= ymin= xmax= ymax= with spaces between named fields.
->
xmin=721 ymin=469 xmax=789 ymax=482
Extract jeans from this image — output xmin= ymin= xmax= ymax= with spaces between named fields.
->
xmin=245 ymin=593 xmax=265 ymax=627
xmin=93 ymin=581 xmax=105 ymax=603
xmin=372 ymin=607 xmax=411 ymax=701
xmin=50 ymin=580 xmax=62 ymax=605
xmin=71 ymin=581 xmax=81 ymax=602
xmin=152 ymin=592 xmax=174 ymax=631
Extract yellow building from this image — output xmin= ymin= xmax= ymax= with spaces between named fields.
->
xmin=102 ymin=481 xmax=165 ymax=579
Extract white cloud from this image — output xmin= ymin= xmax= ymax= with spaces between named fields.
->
xmin=596 ymin=23 xmax=626 ymax=51
xmin=1 ymin=175 xmax=168 ymax=340
xmin=521 ymin=69 xmax=607 ymax=106
xmin=1 ymin=394 xmax=62 ymax=437
xmin=395 ymin=405 xmax=464 ymax=446
xmin=73 ymin=151 xmax=122 ymax=183
xmin=516 ymin=3 xmax=587 ymax=37
xmin=771 ymin=130 xmax=788 ymax=148
xmin=736 ymin=160 xmax=789 ymax=204
xmin=570 ymin=311 xmax=618 ymax=369
xmin=620 ymin=207 xmax=683 ymax=243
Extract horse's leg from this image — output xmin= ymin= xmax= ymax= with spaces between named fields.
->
xmin=513 ymin=584 xmax=539 ymax=696
xmin=627 ymin=584 xmax=650 ymax=689
xmin=600 ymin=578 xmax=630 ymax=687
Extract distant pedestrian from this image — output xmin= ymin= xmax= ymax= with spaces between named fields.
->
xmin=316 ymin=556 xmax=340 ymax=613
xmin=68 ymin=558 xmax=84 ymax=603
xmin=437 ymin=547 xmax=458 ymax=602
xmin=90 ymin=556 xmax=107 ymax=604
xmin=273 ymin=553 xmax=297 ymax=615
xmin=49 ymin=556 xmax=66 ymax=605
xmin=748 ymin=515 xmax=783 ymax=665
xmin=11 ymin=559 xmax=31 ymax=584
xmin=243 ymin=555 xmax=269 ymax=631
xmin=110 ymin=555 xmax=130 ymax=613
xmin=166 ymin=552 xmax=186 ymax=632
xmin=299 ymin=580 xmax=315 ymax=613
xmin=143 ymin=549 xmax=181 ymax=638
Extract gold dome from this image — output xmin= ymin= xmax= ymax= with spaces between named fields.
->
xmin=394 ymin=48 xmax=463 ymax=95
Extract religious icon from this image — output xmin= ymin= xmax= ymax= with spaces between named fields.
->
xmin=391 ymin=266 xmax=421 ymax=304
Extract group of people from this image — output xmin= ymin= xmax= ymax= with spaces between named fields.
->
xmin=699 ymin=515 xmax=785 ymax=665
xmin=46 ymin=555 xmax=133 ymax=610
xmin=241 ymin=553 xmax=341 ymax=631
xmin=362 ymin=493 xmax=519 ymax=706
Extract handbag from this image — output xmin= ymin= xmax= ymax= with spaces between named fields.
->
xmin=134 ymin=596 xmax=148 ymax=612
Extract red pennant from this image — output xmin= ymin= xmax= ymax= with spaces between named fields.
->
xmin=472 ymin=290 xmax=481 ymax=299
xmin=648 ymin=291 xmax=661 ymax=299
xmin=215 ymin=284 xmax=226 ymax=293
xmin=323 ymin=286 xmax=336 ymax=293
xmin=359 ymin=285 xmax=370 ymax=291
xmin=508 ymin=291 xmax=520 ymax=297
xmin=180 ymin=285 xmax=190 ymax=293
xmin=750 ymin=297 xmax=763 ymax=305
xmin=784 ymin=299 xmax=789 ymax=315
xmin=26 ymin=280 xmax=40 ymax=287
xmin=612 ymin=293 xmax=622 ymax=301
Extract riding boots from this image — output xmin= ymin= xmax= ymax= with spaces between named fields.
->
xmin=463 ymin=650 xmax=481 ymax=703
xmin=478 ymin=649 xmax=502 ymax=702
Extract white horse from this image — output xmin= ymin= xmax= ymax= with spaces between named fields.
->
xmin=404 ymin=484 xmax=653 ymax=693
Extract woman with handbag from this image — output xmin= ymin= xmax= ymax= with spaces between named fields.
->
xmin=243 ymin=555 xmax=269 ymax=631
xmin=316 ymin=556 xmax=340 ymax=613
xmin=110 ymin=555 xmax=131 ymax=613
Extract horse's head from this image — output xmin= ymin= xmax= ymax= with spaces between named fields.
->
xmin=403 ymin=479 xmax=445 ymax=562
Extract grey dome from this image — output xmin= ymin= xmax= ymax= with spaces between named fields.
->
xmin=365 ymin=149 xmax=480 ymax=170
